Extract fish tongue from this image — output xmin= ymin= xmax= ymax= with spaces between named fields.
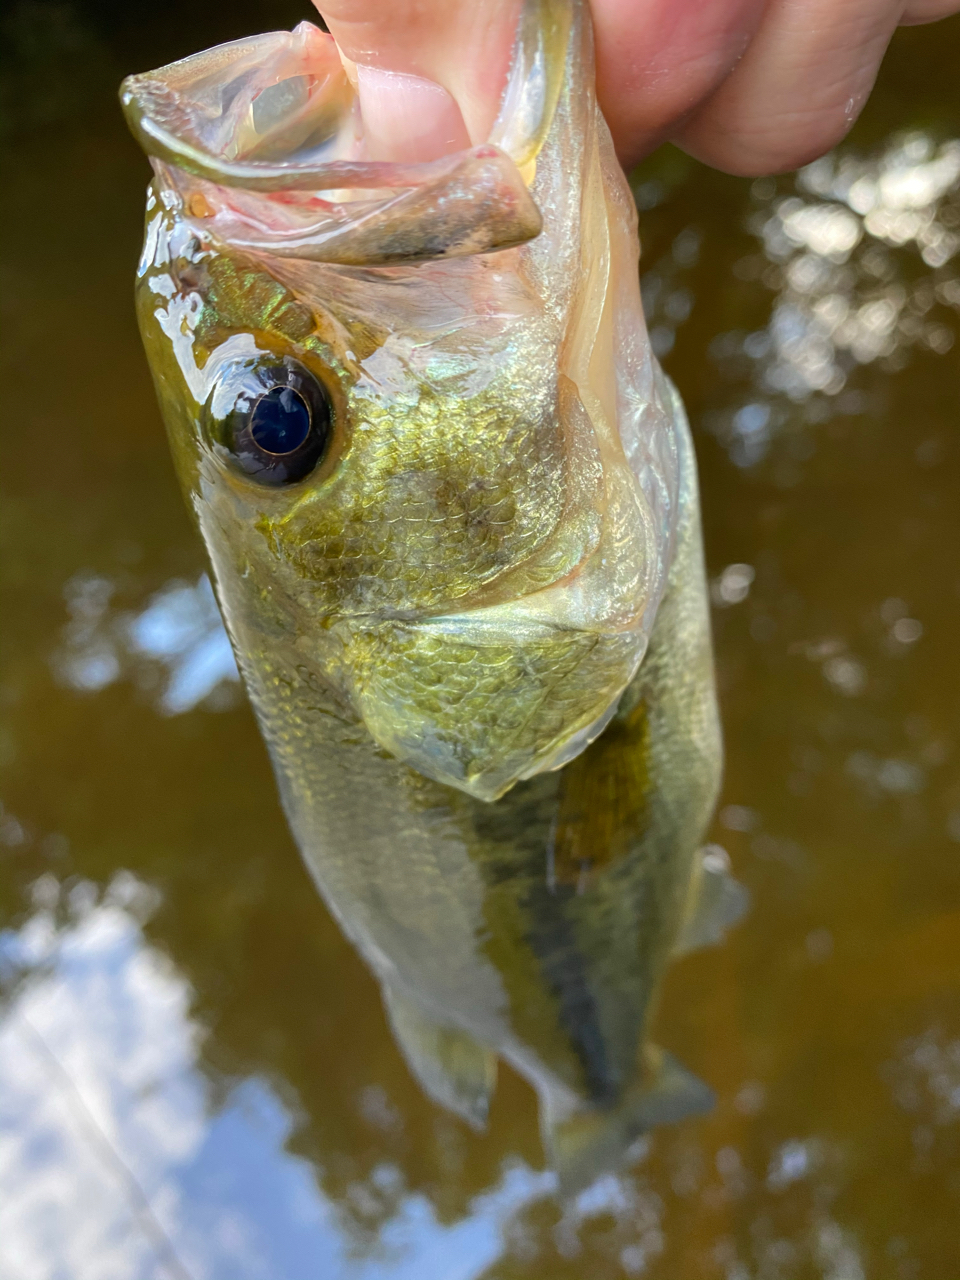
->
xmin=316 ymin=0 xmax=519 ymax=158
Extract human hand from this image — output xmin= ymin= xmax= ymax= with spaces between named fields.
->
xmin=316 ymin=0 xmax=960 ymax=174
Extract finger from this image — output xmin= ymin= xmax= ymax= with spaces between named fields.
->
xmin=672 ymin=0 xmax=905 ymax=175
xmin=899 ymin=0 xmax=960 ymax=23
xmin=592 ymin=0 xmax=768 ymax=169
xmin=352 ymin=64 xmax=472 ymax=162
xmin=316 ymin=0 xmax=519 ymax=153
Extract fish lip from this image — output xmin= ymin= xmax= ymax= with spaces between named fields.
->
xmin=120 ymin=23 xmax=545 ymax=267
xmin=119 ymin=3 xmax=574 ymax=266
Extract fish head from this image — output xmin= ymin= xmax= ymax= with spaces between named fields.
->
xmin=126 ymin=4 xmax=680 ymax=801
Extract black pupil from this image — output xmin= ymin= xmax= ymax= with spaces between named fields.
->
xmin=249 ymin=386 xmax=311 ymax=455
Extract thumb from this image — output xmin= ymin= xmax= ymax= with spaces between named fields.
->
xmin=315 ymin=0 xmax=520 ymax=162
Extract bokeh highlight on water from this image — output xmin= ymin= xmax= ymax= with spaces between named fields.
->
xmin=1 ymin=3 xmax=959 ymax=1276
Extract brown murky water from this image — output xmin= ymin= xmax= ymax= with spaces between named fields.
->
xmin=2 ymin=4 xmax=959 ymax=1276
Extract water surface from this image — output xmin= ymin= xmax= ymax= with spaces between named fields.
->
xmin=1 ymin=4 xmax=959 ymax=1276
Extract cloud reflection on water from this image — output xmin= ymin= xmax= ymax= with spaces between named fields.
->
xmin=0 ymin=876 xmax=561 ymax=1280
xmin=53 ymin=573 xmax=239 ymax=715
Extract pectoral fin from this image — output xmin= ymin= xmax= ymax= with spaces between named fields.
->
xmin=544 ymin=1046 xmax=714 ymax=1194
xmin=381 ymin=985 xmax=497 ymax=1131
xmin=673 ymin=846 xmax=750 ymax=957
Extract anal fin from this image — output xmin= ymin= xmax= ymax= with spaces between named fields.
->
xmin=381 ymin=984 xmax=497 ymax=1131
xmin=673 ymin=845 xmax=750 ymax=957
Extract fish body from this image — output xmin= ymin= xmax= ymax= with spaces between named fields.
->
xmin=123 ymin=0 xmax=739 ymax=1186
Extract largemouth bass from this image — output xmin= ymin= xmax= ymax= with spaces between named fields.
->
xmin=122 ymin=0 xmax=743 ymax=1188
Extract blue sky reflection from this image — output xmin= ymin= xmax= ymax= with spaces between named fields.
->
xmin=0 ymin=877 xmax=556 ymax=1280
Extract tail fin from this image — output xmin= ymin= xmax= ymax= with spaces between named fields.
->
xmin=543 ymin=1045 xmax=714 ymax=1193
xmin=381 ymin=984 xmax=497 ymax=1131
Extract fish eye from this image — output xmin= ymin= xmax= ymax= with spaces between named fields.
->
xmin=207 ymin=357 xmax=333 ymax=486
xmin=249 ymin=386 xmax=312 ymax=455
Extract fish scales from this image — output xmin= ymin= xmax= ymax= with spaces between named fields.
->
xmin=123 ymin=0 xmax=740 ymax=1187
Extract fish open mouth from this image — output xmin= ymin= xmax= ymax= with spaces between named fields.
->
xmin=120 ymin=10 xmax=574 ymax=266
